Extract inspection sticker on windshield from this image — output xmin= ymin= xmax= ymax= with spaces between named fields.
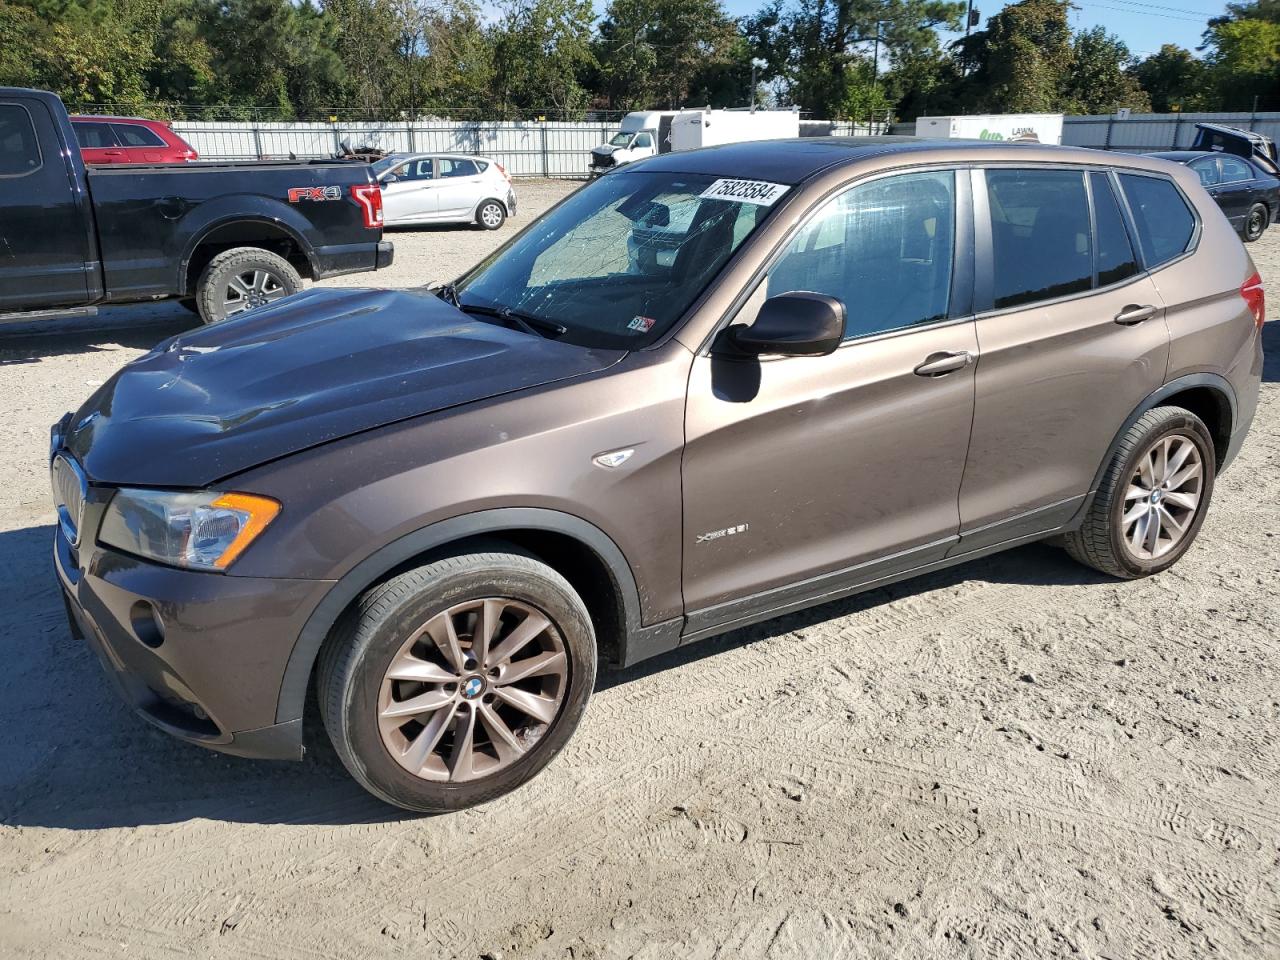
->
xmin=699 ymin=179 xmax=789 ymax=206
xmin=628 ymin=315 xmax=656 ymax=332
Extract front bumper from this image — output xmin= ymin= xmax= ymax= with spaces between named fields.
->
xmin=53 ymin=491 xmax=332 ymax=761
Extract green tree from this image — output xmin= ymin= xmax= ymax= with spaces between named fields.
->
xmin=1062 ymin=26 xmax=1150 ymax=114
xmin=963 ymin=0 xmax=1073 ymax=112
xmin=490 ymin=0 xmax=596 ymax=118
xmin=1131 ymin=44 xmax=1207 ymax=112
xmin=1204 ymin=16 xmax=1280 ymax=109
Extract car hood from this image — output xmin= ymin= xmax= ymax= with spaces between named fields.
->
xmin=65 ymin=287 xmax=624 ymax=487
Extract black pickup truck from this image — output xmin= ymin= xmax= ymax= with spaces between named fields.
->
xmin=0 ymin=88 xmax=392 ymax=325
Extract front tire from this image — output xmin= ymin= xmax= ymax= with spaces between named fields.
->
xmin=195 ymin=247 xmax=302 ymax=323
xmin=1063 ymin=406 xmax=1215 ymax=579
xmin=477 ymin=200 xmax=506 ymax=230
xmin=1242 ymin=202 xmax=1268 ymax=242
xmin=316 ymin=546 xmax=596 ymax=813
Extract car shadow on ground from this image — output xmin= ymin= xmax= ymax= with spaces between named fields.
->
xmin=0 ymin=520 xmax=1107 ymax=831
xmin=0 ymin=302 xmax=196 ymax=355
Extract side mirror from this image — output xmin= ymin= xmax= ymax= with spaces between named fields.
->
xmin=382 ymin=174 xmax=398 ymax=183
xmin=727 ymin=292 xmax=846 ymax=357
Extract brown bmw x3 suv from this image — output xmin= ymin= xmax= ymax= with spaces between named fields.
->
xmin=52 ymin=138 xmax=1265 ymax=812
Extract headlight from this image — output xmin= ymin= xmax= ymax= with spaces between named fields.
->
xmin=99 ymin=489 xmax=281 ymax=571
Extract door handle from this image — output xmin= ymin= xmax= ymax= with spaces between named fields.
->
xmin=914 ymin=350 xmax=974 ymax=377
xmin=1114 ymin=304 xmax=1157 ymax=325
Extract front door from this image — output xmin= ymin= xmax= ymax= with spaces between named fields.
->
xmin=0 ymin=98 xmax=93 ymax=311
xmin=380 ymin=157 xmax=437 ymax=223
xmin=682 ymin=169 xmax=977 ymax=628
xmin=956 ymin=167 xmax=1171 ymax=549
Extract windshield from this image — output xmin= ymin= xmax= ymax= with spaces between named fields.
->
xmin=608 ymin=133 xmax=633 ymax=147
xmin=455 ymin=171 xmax=780 ymax=349
xmin=371 ymin=156 xmax=400 ymax=177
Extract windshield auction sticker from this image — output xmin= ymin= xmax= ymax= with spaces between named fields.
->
xmin=699 ymin=179 xmax=790 ymax=206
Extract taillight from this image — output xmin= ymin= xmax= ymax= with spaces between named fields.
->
xmin=1241 ymin=271 xmax=1265 ymax=331
xmin=351 ymin=183 xmax=383 ymax=229
xmin=496 ymin=162 xmax=511 ymax=183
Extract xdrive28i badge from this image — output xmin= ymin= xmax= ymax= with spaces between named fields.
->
xmin=696 ymin=523 xmax=749 ymax=544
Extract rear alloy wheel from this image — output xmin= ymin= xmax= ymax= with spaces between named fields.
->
xmin=195 ymin=246 xmax=302 ymax=323
xmin=477 ymin=200 xmax=506 ymax=230
xmin=1243 ymin=202 xmax=1268 ymax=242
xmin=1062 ymin=406 xmax=1215 ymax=579
xmin=317 ymin=546 xmax=595 ymax=812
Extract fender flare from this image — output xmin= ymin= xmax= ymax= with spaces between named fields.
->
xmin=1083 ymin=372 xmax=1236 ymax=502
xmin=178 ymin=207 xmax=319 ymax=294
xmin=274 ymin=507 xmax=644 ymax=725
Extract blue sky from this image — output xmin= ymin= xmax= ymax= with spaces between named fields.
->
xmin=711 ymin=0 xmax=1227 ymax=61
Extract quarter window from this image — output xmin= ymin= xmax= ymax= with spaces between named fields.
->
xmin=986 ymin=169 xmax=1092 ymax=309
xmin=1090 ymin=173 xmax=1139 ymax=287
xmin=766 ymin=170 xmax=955 ymax=339
xmin=111 ymin=123 xmax=166 ymax=147
xmin=1119 ymin=174 xmax=1196 ymax=267
xmin=0 ymin=105 xmax=41 ymax=176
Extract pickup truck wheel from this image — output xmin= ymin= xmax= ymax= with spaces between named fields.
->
xmin=477 ymin=200 xmax=506 ymax=230
xmin=196 ymin=247 xmax=302 ymax=323
xmin=316 ymin=547 xmax=596 ymax=813
xmin=1242 ymin=203 xmax=1268 ymax=242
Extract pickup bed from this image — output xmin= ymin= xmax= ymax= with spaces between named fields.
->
xmin=0 ymin=88 xmax=392 ymax=324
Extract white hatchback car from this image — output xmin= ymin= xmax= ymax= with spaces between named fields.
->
xmin=373 ymin=153 xmax=517 ymax=229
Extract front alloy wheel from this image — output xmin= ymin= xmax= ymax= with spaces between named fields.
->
xmin=317 ymin=546 xmax=595 ymax=812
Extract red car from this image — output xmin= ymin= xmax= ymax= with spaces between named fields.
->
xmin=70 ymin=115 xmax=198 ymax=164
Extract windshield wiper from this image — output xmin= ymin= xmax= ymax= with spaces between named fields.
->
xmin=454 ymin=302 xmax=568 ymax=339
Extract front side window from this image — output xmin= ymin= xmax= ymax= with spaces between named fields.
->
xmin=72 ymin=120 xmax=118 ymax=149
xmin=1189 ymin=158 xmax=1220 ymax=187
xmin=1090 ymin=172 xmax=1139 ymax=287
xmin=457 ymin=171 xmax=779 ymax=348
xmin=1219 ymin=156 xmax=1253 ymax=183
xmin=0 ymin=104 xmax=41 ymax=176
xmin=633 ymin=133 xmax=654 ymax=149
xmin=112 ymin=123 xmax=166 ymax=147
xmin=986 ymin=169 xmax=1092 ymax=309
xmin=766 ymin=170 xmax=955 ymax=339
xmin=1119 ymin=173 xmax=1196 ymax=267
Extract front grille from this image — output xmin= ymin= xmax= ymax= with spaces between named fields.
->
xmin=51 ymin=453 xmax=87 ymax=547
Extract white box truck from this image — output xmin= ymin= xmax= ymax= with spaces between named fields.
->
xmin=915 ymin=114 xmax=1064 ymax=145
xmin=589 ymin=108 xmax=801 ymax=174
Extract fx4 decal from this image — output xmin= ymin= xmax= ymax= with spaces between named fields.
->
xmin=288 ymin=185 xmax=342 ymax=202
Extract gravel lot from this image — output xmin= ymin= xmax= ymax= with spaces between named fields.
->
xmin=1 ymin=179 xmax=1278 ymax=960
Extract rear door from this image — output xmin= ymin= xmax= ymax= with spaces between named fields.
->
xmin=682 ymin=168 xmax=978 ymax=623
xmin=0 ymin=98 xmax=93 ymax=311
xmin=435 ymin=158 xmax=483 ymax=218
xmin=71 ymin=120 xmax=123 ymax=164
xmin=1214 ymin=155 xmax=1259 ymax=227
xmin=955 ymin=167 xmax=1170 ymax=549
xmin=110 ymin=122 xmax=168 ymax=164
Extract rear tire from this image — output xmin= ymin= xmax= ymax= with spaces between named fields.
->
xmin=477 ymin=200 xmax=506 ymax=230
xmin=195 ymin=247 xmax=302 ymax=323
xmin=1062 ymin=406 xmax=1215 ymax=579
xmin=1243 ymin=202 xmax=1268 ymax=242
xmin=316 ymin=546 xmax=596 ymax=813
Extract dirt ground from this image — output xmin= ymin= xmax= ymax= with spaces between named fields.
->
xmin=1 ymin=179 xmax=1278 ymax=960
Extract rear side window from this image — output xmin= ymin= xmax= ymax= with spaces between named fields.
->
xmin=72 ymin=120 xmax=118 ymax=148
xmin=111 ymin=122 xmax=166 ymax=147
xmin=1219 ymin=156 xmax=1253 ymax=183
xmin=767 ymin=170 xmax=955 ymax=339
xmin=1188 ymin=158 xmax=1219 ymax=187
xmin=1090 ymin=173 xmax=1139 ymax=287
xmin=986 ymin=169 xmax=1092 ymax=309
xmin=0 ymin=104 xmax=41 ymax=176
xmin=439 ymin=158 xmax=478 ymax=177
xmin=1119 ymin=174 xmax=1196 ymax=267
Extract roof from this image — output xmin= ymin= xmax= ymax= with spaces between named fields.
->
xmin=1146 ymin=151 xmax=1213 ymax=163
xmin=628 ymin=136 xmax=1181 ymax=185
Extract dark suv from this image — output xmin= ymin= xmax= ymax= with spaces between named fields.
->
xmin=52 ymin=139 xmax=1265 ymax=812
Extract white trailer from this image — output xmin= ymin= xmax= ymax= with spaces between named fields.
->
xmin=669 ymin=109 xmax=800 ymax=151
xmin=915 ymin=114 xmax=1065 ymax=145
